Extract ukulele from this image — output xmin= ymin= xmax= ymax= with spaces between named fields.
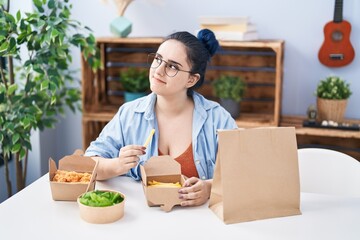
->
xmin=318 ymin=0 xmax=355 ymax=67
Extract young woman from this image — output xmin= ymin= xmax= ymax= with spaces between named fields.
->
xmin=85 ymin=29 xmax=237 ymax=206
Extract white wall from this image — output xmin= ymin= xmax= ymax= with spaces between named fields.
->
xmin=61 ymin=0 xmax=359 ymax=153
xmin=2 ymin=0 xmax=359 ymax=202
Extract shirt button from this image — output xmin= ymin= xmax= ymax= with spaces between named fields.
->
xmin=201 ymin=176 xmax=206 ymax=180
xmin=195 ymin=160 xmax=200 ymax=164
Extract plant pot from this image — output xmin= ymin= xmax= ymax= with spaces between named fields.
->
xmin=124 ymin=91 xmax=147 ymax=102
xmin=317 ymin=98 xmax=348 ymax=122
xmin=220 ymin=99 xmax=240 ymax=119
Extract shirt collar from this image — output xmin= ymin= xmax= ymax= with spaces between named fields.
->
xmin=134 ymin=91 xmax=213 ymax=120
xmin=134 ymin=92 xmax=157 ymax=120
xmin=192 ymin=91 xmax=212 ymax=119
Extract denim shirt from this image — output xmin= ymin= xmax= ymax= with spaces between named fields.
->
xmin=84 ymin=91 xmax=237 ymax=181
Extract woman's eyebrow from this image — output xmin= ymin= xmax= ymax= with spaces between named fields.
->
xmin=155 ymin=53 xmax=163 ymax=58
xmin=168 ymin=59 xmax=183 ymax=67
xmin=156 ymin=53 xmax=183 ymax=67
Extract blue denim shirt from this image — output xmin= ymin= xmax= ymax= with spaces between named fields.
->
xmin=84 ymin=91 xmax=237 ymax=181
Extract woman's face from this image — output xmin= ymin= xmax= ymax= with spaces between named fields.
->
xmin=149 ymin=39 xmax=198 ymax=97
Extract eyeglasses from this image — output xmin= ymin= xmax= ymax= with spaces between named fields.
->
xmin=147 ymin=53 xmax=193 ymax=78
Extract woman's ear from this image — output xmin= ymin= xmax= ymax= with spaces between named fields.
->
xmin=186 ymin=73 xmax=200 ymax=88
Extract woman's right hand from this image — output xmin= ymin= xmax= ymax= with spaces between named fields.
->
xmin=92 ymin=145 xmax=146 ymax=180
xmin=116 ymin=145 xmax=146 ymax=174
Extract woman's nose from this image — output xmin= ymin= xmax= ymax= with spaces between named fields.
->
xmin=155 ymin=61 xmax=166 ymax=76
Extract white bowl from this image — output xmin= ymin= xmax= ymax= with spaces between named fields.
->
xmin=77 ymin=189 xmax=125 ymax=224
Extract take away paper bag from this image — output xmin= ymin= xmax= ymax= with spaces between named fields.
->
xmin=209 ymin=127 xmax=301 ymax=224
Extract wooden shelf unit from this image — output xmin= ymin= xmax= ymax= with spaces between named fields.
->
xmin=281 ymin=115 xmax=360 ymax=161
xmin=82 ymin=37 xmax=284 ymax=149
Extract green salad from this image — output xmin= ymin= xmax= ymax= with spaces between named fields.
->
xmin=79 ymin=190 xmax=124 ymax=207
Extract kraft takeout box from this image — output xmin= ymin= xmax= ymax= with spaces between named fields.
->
xmin=140 ymin=155 xmax=185 ymax=212
xmin=49 ymin=150 xmax=98 ymax=201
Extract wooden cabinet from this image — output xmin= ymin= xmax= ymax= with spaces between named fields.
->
xmin=281 ymin=115 xmax=360 ymax=161
xmin=81 ymin=37 xmax=285 ymax=149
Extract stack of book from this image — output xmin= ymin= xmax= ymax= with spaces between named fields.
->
xmin=198 ymin=16 xmax=258 ymax=41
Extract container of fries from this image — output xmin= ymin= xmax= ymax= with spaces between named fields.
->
xmin=140 ymin=155 xmax=185 ymax=212
xmin=49 ymin=150 xmax=98 ymax=201
xmin=77 ymin=189 xmax=125 ymax=224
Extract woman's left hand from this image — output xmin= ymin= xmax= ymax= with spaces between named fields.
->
xmin=178 ymin=177 xmax=212 ymax=206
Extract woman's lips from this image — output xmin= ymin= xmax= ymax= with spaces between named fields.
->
xmin=152 ymin=76 xmax=166 ymax=84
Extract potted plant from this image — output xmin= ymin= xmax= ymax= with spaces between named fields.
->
xmin=315 ymin=75 xmax=352 ymax=122
xmin=120 ymin=67 xmax=150 ymax=102
xmin=212 ymin=74 xmax=246 ymax=118
xmin=0 ymin=0 xmax=101 ymax=197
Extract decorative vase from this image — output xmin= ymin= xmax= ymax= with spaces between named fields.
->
xmin=317 ymin=98 xmax=348 ymax=122
xmin=220 ymin=99 xmax=240 ymax=119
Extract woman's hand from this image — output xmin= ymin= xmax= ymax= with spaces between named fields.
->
xmin=115 ymin=144 xmax=146 ymax=174
xmin=178 ymin=177 xmax=212 ymax=207
xmin=92 ymin=145 xmax=146 ymax=180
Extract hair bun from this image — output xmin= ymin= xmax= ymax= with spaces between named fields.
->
xmin=197 ymin=29 xmax=219 ymax=57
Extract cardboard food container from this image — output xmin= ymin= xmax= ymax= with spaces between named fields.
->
xmin=77 ymin=190 xmax=125 ymax=224
xmin=49 ymin=150 xmax=98 ymax=201
xmin=140 ymin=155 xmax=185 ymax=212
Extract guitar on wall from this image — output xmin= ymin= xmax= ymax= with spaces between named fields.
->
xmin=318 ymin=0 xmax=355 ymax=67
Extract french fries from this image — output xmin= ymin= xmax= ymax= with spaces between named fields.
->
xmin=143 ymin=128 xmax=155 ymax=147
xmin=148 ymin=180 xmax=181 ymax=188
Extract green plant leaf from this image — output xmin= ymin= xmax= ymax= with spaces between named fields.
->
xmin=315 ymin=76 xmax=352 ymax=100
xmin=44 ymin=30 xmax=51 ymax=44
xmin=50 ymin=27 xmax=59 ymax=40
xmin=212 ymin=75 xmax=246 ymax=102
xmin=7 ymin=84 xmax=18 ymax=95
xmin=8 ymin=37 xmax=16 ymax=51
xmin=5 ymin=12 xmax=16 ymax=24
xmin=51 ymin=95 xmax=56 ymax=105
xmin=33 ymin=0 xmax=43 ymax=8
xmin=33 ymin=0 xmax=45 ymax=13
xmin=19 ymin=148 xmax=27 ymax=159
xmin=12 ymin=133 xmax=20 ymax=145
xmin=48 ymin=0 xmax=55 ymax=9
xmin=0 ymin=84 xmax=6 ymax=93
xmin=120 ymin=67 xmax=150 ymax=93
xmin=40 ymin=80 xmax=49 ymax=91
xmin=16 ymin=11 xmax=21 ymax=22
xmin=23 ymin=139 xmax=32 ymax=151
xmin=0 ymin=40 xmax=9 ymax=54
xmin=33 ymin=65 xmax=45 ymax=74
xmin=3 ymin=146 xmax=11 ymax=158
xmin=4 ymin=122 xmax=14 ymax=134
xmin=21 ymin=118 xmax=31 ymax=129
xmin=11 ymin=143 xmax=22 ymax=153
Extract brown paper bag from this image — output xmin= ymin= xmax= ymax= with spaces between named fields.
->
xmin=209 ymin=127 xmax=301 ymax=224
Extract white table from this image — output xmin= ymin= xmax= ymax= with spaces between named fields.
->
xmin=0 ymin=174 xmax=359 ymax=240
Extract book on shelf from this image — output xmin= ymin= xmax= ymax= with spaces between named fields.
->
xmin=198 ymin=16 xmax=249 ymax=25
xmin=200 ymin=23 xmax=257 ymax=33
xmin=213 ymin=30 xmax=259 ymax=41
xmin=198 ymin=15 xmax=258 ymax=41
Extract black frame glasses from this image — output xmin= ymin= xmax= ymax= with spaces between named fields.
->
xmin=147 ymin=53 xmax=193 ymax=77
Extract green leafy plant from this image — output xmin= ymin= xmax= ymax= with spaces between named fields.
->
xmin=212 ymin=75 xmax=246 ymax=102
xmin=120 ymin=67 xmax=149 ymax=93
xmin=0 ymin=0 xmax=101 ymax=197
xmin=315 ymin=76 xmax=352 ymax=100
